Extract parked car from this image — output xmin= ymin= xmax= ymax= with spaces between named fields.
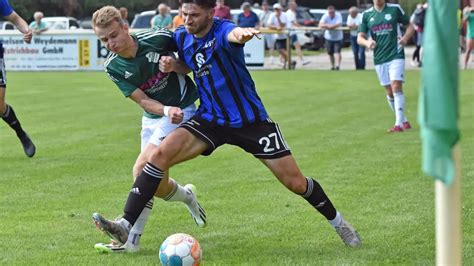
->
xmin=42 ymin=17 xmax=81 ymax=30
xmin=131 ymin=10 xmax=179 ymax=29
xmin=79 ymin=17 xmax=92 ymax=29
xmin=0 ymin=20 xmax=16 ymax=30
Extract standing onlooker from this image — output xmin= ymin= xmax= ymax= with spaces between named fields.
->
xmin=214 ymin=0 xmax=231 ymax=20
xmin=151 ymin=3 xmax=172 ymax=29
xmin=119 ymin=7 xmax=129 ymax=25
xmin=463 ymin=5 xmax=474 ymax=69
xmin=237 ymin=2 xmax=259 ymax=28
xmin=286 ymin=1 xmax=309 ymax=65
xmin=320 ymin=6 xmax=343 ymax=70
xmin=358 ymin=0 xmax=415 ymax=132
xmin=173 ymin=4 xmax=185 ymax=29
xmin=410 ymin=3 xmax=426 ymax=67
xmin=347 ymin=6 xmax=365 ymax=70
xmin=29 ymin=11 xmax=48 ymax=34
xmin=1 ymin=0 xmax=36 ymax=157
xmin=268 ymin=3 xmax=295 ymax=69
xmin=259 ymin=1 xmax=276 ymax=64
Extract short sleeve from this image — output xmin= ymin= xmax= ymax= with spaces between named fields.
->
xmin=336 ymin=13 xmax=342 ymax=24
xmin=219 ymin=20 xmax=239 ymax=51
xmin=0 ymin=0 xmax=14 ymax=17
xmin=106 ymin=69 xmax=137 ymax=97
xmin=320 ymin=14 xmax=328 ymax=24
xmin=397 ymin=6 xmax=410 ymax=25
xmin=358 ymin=13 xmax=368 ymax=33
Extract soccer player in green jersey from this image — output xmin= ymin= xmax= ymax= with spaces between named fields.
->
xmin=90 ymin=6 xmax=206 ymax=253
xmin=357 ymin=0 xmax=415 ymax=132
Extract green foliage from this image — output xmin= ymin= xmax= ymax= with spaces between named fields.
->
xmin=0 ymin=70 xmax=472 ymax=264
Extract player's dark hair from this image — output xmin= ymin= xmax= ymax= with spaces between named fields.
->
xmin=181 ymin=0 xmax=216 ymax=9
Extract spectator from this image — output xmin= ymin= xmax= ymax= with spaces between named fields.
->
xmin=463 ymin=4 xmax=474 ymax=69
xmin=173 ymin=4 xmax=185 ymax=29
xmin=347 ymin=6 xmax=365 ymax=70
xmin=285 ymin=1 xmax=309 ymax=65
xmin=214 ymin=0 xmax=231 ymax=20
xmin=237 ymin=2 xmax=259 ymax=28
xmin=29 ymin=11 xmax=48 ymax=34
xmin=410 ymin=3 xmax=426 ymax=67
xmin=268 ymin=3 xmax=296 ymax=69
xmin=119 ymin=7 xmax=129 ymax=25
xmin=151 ymin=3 xmax=172 ymax=29
xmin=259 ymin=1 xmax=276 ymax=64
xmin=320 ymin=6 xmax=343 ymax=70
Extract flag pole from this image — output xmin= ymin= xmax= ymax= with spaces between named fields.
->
xmin=435 ymin=144 xmax=462 ymax=265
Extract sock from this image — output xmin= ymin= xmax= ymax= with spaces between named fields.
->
xmin=301 ymin=177 xmax=337 ymax=221
xmin=1 ymin=104 xmax=26 ymax=138
xmin=386 ymin=95 xmax=395 ymax=112
xmin=329 ymin=211 xmax=342 ymax=228
xmin=393 ymin=91 xmax=405 ymax=126
xmin=123 ymin=163 xmax=163 ymax=225
xmin=387 ymin=96 xmax=407 ymax=122
xmin=164 ymin=181 xmax=193 ymax=205
xmin=127 ymin=199 xmax=154 ymax=246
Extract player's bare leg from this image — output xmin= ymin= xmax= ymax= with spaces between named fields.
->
xmin=93 ymin=139 xmax=207 ymax=253
xmin=464 ymin=39 xmax=474 ymax=69
xmin=260 ymin=155 xmax=361 ymax=247
xmin=0 ymin=87 xmax=35 ymax=157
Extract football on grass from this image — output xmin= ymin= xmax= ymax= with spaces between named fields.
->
xmin=159 ymin=233 xmax=201 ymax=266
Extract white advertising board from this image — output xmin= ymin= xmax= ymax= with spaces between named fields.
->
xmin=0 ymin=30 xmax=265 ymax=71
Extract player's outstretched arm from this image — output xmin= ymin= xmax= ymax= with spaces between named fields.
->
xmin=159 ymin=56 xmax=191 ymax=74
xmin=5 ymin=11 xmax=32 ymax=43
xmin=228 ymin=27 xmax=261 ymax=44
xmin=130 ymin=89 xmax=184 ymax=124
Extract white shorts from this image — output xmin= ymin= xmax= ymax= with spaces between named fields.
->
xmin=374 ymin=59 xmax=405 ymax=86
xmin=140 ymin=104 xmax=196 ymax=151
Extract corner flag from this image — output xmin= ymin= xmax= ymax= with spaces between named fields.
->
xmin=418 ymin=0 xmax=460 ymax=186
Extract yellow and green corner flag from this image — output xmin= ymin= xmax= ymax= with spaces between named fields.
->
xmin=418 ymin=0 xmax=460 ymax=186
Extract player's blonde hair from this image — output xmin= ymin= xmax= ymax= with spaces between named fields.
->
xmin=92 ymin=6 xmax=123 ymax=28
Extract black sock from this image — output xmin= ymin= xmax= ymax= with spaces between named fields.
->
xmin=123 ymin=163 xmax=163 ymax=225
xmin=301 ymin=177 xmax=337 ymax=220
xmin=1 ymin=104 xmax=26 ymax=138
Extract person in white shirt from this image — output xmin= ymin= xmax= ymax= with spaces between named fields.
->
xmin=320 ymin=6 xmax=343 ymax=70
xmin=268 ymin=3 xmax=296 ymax=68
xmin=285 ymin=1 xmax=309 ymax=65
xmin=258 ymin=1 xmax=276 ymax=64
xmin=347 ymin=6 xmax=365 ymax=70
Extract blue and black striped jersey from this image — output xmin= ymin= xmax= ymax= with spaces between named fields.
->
xmin=174 ymin=18 xmax=268 ymax=128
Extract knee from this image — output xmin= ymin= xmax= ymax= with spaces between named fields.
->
xmin=147 ymin=147 xmax=170 ymax=169
xmin=284 ymin=176 xmax=307 ymax=195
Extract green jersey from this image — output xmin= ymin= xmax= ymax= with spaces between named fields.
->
xmin=359 ymin=4 xmax=410 ymax=65
xmin=104 ymin=27 xmax=198 ymax=119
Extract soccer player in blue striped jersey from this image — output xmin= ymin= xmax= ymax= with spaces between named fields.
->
xmin=0 ymin=0 xmax=35 ymax=157
xmin=108 ymin=0 xmax=361 ymax=248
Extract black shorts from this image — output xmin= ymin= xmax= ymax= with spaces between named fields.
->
xmin=325 ymin=40 xmax=342 ymax=55
xmin=275 ymin=39 xmax=287 ymax=50
xmin=180 ymin=116 xmax=292 ymax=159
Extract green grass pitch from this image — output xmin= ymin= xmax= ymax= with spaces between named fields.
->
xmin=0 ymin=70 xmax=472 ymax=265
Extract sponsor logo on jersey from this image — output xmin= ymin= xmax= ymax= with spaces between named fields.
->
xmin=203 ymin=38 xmax=216 ymax=49
xmin=195 ymin=52 xmax=206 ymax=69
xmin=124 ymin=71 xmax=133 ymax=79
